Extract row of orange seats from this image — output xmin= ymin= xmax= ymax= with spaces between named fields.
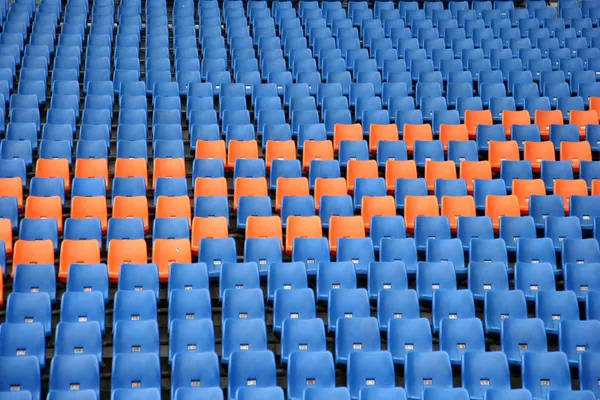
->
xmin=466 ymin=109 xmax=599 ymax=139
xmin=10 ymin=237 xmax=191 ymax=283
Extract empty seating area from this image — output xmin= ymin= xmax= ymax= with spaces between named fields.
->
xmin=2 ymin=0 xmax=600 ymax=398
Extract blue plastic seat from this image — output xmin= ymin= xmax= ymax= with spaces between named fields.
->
xmin=558 ymin=320 xmax=600 ymax=366
xmin=327 ymin=288 xmax=370 ymax=333
xmin=414 ymin=216 xmax=451 ymax=252
xmin=426 ymin=238 xmax=466 ymax=275
xmin=54 ymin=321 xmax=102 ymax=368
xmin=267 ymin=261 xmax=308 ymax=302
xmin=522 ymin=352 xmax=571 ymax=400
xmin=483 ymin=289 xmax=527 ymax=335
xmin=1 ymin=140 xmax=33 ymax=168
xmin=222 ymin=318 xmax=267 ymax=365
xmin=528 ymin=195 xmax=564 ymax=230
xmin=369 ymin=216 xmax=406 ymax=252
xmin=432 ymin=289 xmax=476 ymax=333
xmin=336 ymin=238 xmax=374 ymax=276
xmin=171 ymin=352 xmax=220 ymax=398
xmin=456 ymin=216 xmax=494 ymax=251
xmin=113 ymin=290 xmax=157 ymax=325
xmin=416 ymin=261 xmax=457 ymax=301
xmin=499 ymin=216 xmax=537 ymax=253
xmin=6 ymin=292 xmax=52 ymax=336
xmin=347 ymin=351 xmax=395 ymax=400
xmin=544 ymin=216 xmax=582 ymax=251
xmin=439 ymin=317 xmax=485 ymax=365
xmin=404 ymin=351 xmax=453 ymax=400
xmin=468 ymin=261 xmax=509 ymax=302
xmin=473 ymin=179 xmax=507 ymax=211
xmin=280 ymin=318 xmax=326 ymax=365
xmin=168 ymin=288 xmax=212 ymax=333
xmin=500 ymin=317 xmax=547 ymax=365
xmin=19 ymin=218 xmax=59 ymax=252
xmin=222 ymin=288 xmax=265 ymax=325
xmin=236 ymin=196 xmax=272 ymax=230
xmin=117 ymin=263 xmax=159 ymax=302
xmin=0 ymin=322 xmax=46 ymax=369
xmin=394 ymin=178 xmax=427 ymax=210
xmin=335 ymin=317 xmax=379 ymax=366
xmin=561 ymin=239 xmax=600 ymax=272
xmin=367 ymin=261 xmax=408 ymax=301
xmin=500 ymin=160 xmax=533 ymax=191
xmin=219 ymin=262 xmax=260 ymax=302
xmin=580 ymin=352 xmax=600 ymax=399
xmin=228 ymin=351 xmax=276 ymax=400
xmin=536 ymin=290 xmax=579 ymax=334
xmin=0 ymin=356 xmax=41 ymax=400
xmin=48 ymin=355 xmax=99 ymax=398
xmin=387 ymin=317 xmax=432 ymax=365
xmin=272 ymin=287 xmax=315 ymax=333
xmin=244 ymin=238 xmax=283 ymax=276
xmin=111 ymin=353 xmax=161 ymax=398
xmin=59 ymin=289 xmax=104 ymax=334
xmin=377 ymin=289 xmax=419 ymax=331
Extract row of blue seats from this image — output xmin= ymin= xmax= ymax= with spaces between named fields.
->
xmin=2 ymin=288 xmax=600 ymax=400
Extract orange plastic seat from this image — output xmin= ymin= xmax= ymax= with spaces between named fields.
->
xmin=592 ymin=179 xmax=600 ymax=196
xmin=459 ymin=161 xmax=492 ymax=194
xmin=71 ymin=196 xmax=107 ymax=233
xmin=194 ymin=177 xmax=228 ymax=198
xmin=25 ymin=196 xmax=63 ymax=233
xmin=112 ymin=196 xmax=149 ymax=232
xmin=328 ymin=215 xmax=365 ymax=253
xmin=385 ymin=160 xmax=417 ymax=192
xmin=560 ymin=141 xmax=592 ymax=172
xmin=369 ymin=124 xmax=399 ymax=153
xmin=58 ymin=239 xmax=101 ymax=281
xmin=485 ymin=195 xmax=521 ymax=231
xmin=276 ymin=177 xmax=309 ymax=212
xmin=361 ymin=195 xmax=396 ymax=229
xmin=107 ymin=239 xmax=148 ymax=281
xmin=346 ymin=159 xmax=378 ymax=192
xmin=153 ymin=238 xmax=192 ymax=281
xmin=114 ymin=158 xmax=148 ymax=188
xmin=36 ymin=158 xmax=71 ymax=191
xmin=153 ymin=158 xmax=186 ymax=188
xmin=403 ymin=124 xmax=433 ymax=153
xmin=0 ymin=178 xmax=23 ymax=210
xmin=191 ymin=216 xmax=228 ymax=254
xmin=314 ymin=177 xmax=347 ymax=210
xmin=195 ymin=140 xmax=226 ymax=164
xmin=570 ymin=110 xmax=599 ymax=138
xmin=589 ymin=97 xmax=600 ymax=122
xmin=333 ymin=123 xmax=362 ymax=152
xmin=534 ymin=110 xmax=563 ymax=139
xmin=285 ymin=216 xmax=322 ymax=254
xmin=11 ymin=240 xmax=55 ymax=278
xmin=523 ymin=141 xmax=555 ymax=172
xmin=404 ymin=195 xmax=440 ymax=232
xmin=439 ymin=124 xmax=469 ymax=152
xmin=234 ymin=177 xmax=268 ymax=210
xmin=464 ymin=109 xmax=492 ymax=138
xmin=511 ymin=179 xmax=546 ymax=214
xmin=302 ymin=140 xmax=334 ymax=171
xmin=441 ymin=195 xmax=476 ymax=232
xmin=74 ymin=159 xmax=108 ymax=190
xmin=554 ymin=179 xmax=588 ymax=212
xmin=265 ymin=140 xmax=297 ymax=169
xmin=502 ymin=110 xmax=531 ymax=138
xmin=488 ymin=140 xmax=520 ymax=172
xmin=246 ymin=216 xmax=283 ymax=248
xmin=0 ymin=218 xmax=12 ymax=256
xmin=227 ymin=140 xmax=259 ymax=170
xmin=155 ymin=196 xmax=192 ymax=227
xmin=424 ymin=161 xmax=457 ymax=193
